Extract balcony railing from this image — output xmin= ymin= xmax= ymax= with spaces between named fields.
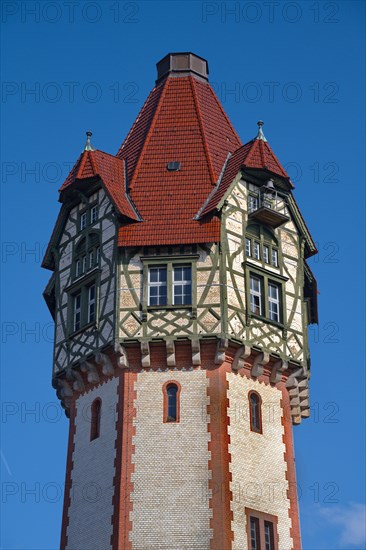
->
xmin=248 ymin=190 xmax=289 ymax=228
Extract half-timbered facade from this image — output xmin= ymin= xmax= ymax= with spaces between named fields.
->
xmin=43 ymin=52 xmax=318 ymax=550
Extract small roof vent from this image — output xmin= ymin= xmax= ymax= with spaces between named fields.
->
xmin=156 ymin=53 xmax=209 ymax=83
xmin=167 ymin=161 xmax=181 ymax=171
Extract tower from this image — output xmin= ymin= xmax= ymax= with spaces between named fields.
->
xmin=43 ymin=52 xmax=318 ymax=550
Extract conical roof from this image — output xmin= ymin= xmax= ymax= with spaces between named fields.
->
xmin=116 ymin=53 xmax=242 ymax=246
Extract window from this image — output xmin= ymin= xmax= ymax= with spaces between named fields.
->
xmin=264 ymin=521 xmax=275 ymax=550
xmin=246 ymin=509 xmax=278 ymax=550
xmin=245 ymin=238 xmax=251 ymax=257
xmin=74 ymin=233 xmax=100 ymax=280
xmin=90 ymin=399 xmax=101 ymax=441
xmin=254 ymin=241 xmax=260 ymax=260
xmin=248 ymin=272 xmax=283 ymax=325
xmin=250 ymin=275 xmax=262 ymax=316
xmin=250 ymin=517 xmax=260 ymax=550
xmin=248 ymin=195 xmax=259 ymax=213
xmin=79 ymin=203 xmax=98 ymax=232
xmin=272 ymin=249 xmax=278 ymax=267
xmin=173 ymin=265 xmax=192 ymax=305
xmin=144 ymin=257 xmax=196 ymax=310
xmin=73 ymin=292 xmax=81 ymax=332
xmin=249 ymin=391 xmax=262 ymax=433
xmin=71 ymin=284 xmax=98 ymax=333
xmin=148 ymin=267 xmax=167 ymax=306
xmin=163 ymin=381 xmax=180 ymax=423
xmin=91 ymin=205 xmax=98 ymax=224
xmin=80 ymin=211 xmax=87 ymax=231
xmin=69 ymin=236 xmax=100 ymax=334
xmin=245 ymin=224 xmax=279 ymax=268
xmin=88 ymin=284 xmax=96 ymax=323
xmin=268 ymin=282 xmax=280 ymax=322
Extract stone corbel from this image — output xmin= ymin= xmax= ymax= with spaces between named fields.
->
xmin=95 ymin=352 xmax=114 ymax=376
xmin=166 ymin=340 xmax=176 ymax=367
xmin=141 ymin=341 xmax=150 ymax=368
xmin=251 ymin=351 xmax=270 ymax=378
xmin=232 ymin=345 xmax=251 ymax=371
xmin=80 ymin=360 xmax=100 ymax=385
xmin=71 ymin=370 xmax=85 ymax=392
xmin=286 ymin=368 xmax=304 ymax=424
xmin=214 ymin=338 xmax=228 ymax=365
xmin=58 ymin=378 xmax=73 ymax=399
xmin=115 ymin=343 xmax=129 ymax=369
xmin=270 ymin=359 xmax=288 ymax=384
xmin=191 ymin=338 xmax=201 ymax=366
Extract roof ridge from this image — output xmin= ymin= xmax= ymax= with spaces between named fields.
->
xmin=76 ymin=151 xmax=88 ymax=179
xmin=259 ymin=140 xmax=266 ymax=168
xmin=243 ymin=139 xmax=257 ymax=166
xmin=207 ymin=82 xmax=242 ymax=147
xmin=128 ymin=78 xmax=169 ymax=189
xmin=89 ymin=151 xmax=99 ymax=175
xmin=189 ymin=76 xmax=216 ymax=184
xmin=264 ymin=141 xmax=285 ymax=174
xmin=195 ymin=152 xmax=232 ymax=219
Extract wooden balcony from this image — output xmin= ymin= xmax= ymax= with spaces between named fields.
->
xmin=248 ymin=195 xmax=289 ymax=228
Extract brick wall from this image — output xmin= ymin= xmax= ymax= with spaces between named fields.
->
xmin=66 ymin=377 xmax=119 ymax=550
xmin=130 ymin=368 xmax=212 ymax=549
xmin=227 ymin=373 xmax=293 ymax=550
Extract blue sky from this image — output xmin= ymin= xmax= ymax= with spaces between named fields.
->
xmin=1 ymin=1 xmax=365 ymax=548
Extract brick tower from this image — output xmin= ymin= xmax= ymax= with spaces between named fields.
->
xmin=43 ymin=52 xmax=318 ymax=550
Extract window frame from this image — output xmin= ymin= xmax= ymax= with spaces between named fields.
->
xmin=248 ymin=193 xmax=259 ymax=213
xmin=90 ymin=398 xmax=101 ymax=441
xmin=78 ymin=201 xmax=99 ymax=233
xmin=66 ymin=270 xmax=100 ymax=336
xmin=172 ymin=264 xmax=192 ymax=306
xmin=73 ymin=232 xmax=101 ymax=281
xmin=162 ymin=380 xmax=181 ymax=424
xmin=249 ymin=274 xmax=263 ymax=317
xmin=248 ymin=391 xmax=262 ymax=434
xmin=148 ymin=266 xmax=168 ymax=306
xmin=245 ymin=264 xmax=287 ymax=327
xmin=245 ymin=508 xmax=278 ymax=550
xmin=142 ymin=254 xmax=198 ymax=315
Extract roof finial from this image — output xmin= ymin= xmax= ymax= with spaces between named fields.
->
xmin=84 ymin=131 xmax=95 ymax=151
xmin=256 ymin=120 xmax=267 ymax=142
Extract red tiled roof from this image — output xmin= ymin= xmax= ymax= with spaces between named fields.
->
xmin=116 ymin=75 xmax=241 ymax=246
xmin=200 ymin=138 xmax=291 ymax=217
xmin=59 ymin=149 xmax=138 ymax=221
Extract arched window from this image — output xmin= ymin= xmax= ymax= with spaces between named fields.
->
xmin=90 ymin=398 xmax=101 ymax=440
xmin=249 ymin=391 xmax=262 ymax=434
xmin=163 ymin=382 xmax=180 ymax=423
